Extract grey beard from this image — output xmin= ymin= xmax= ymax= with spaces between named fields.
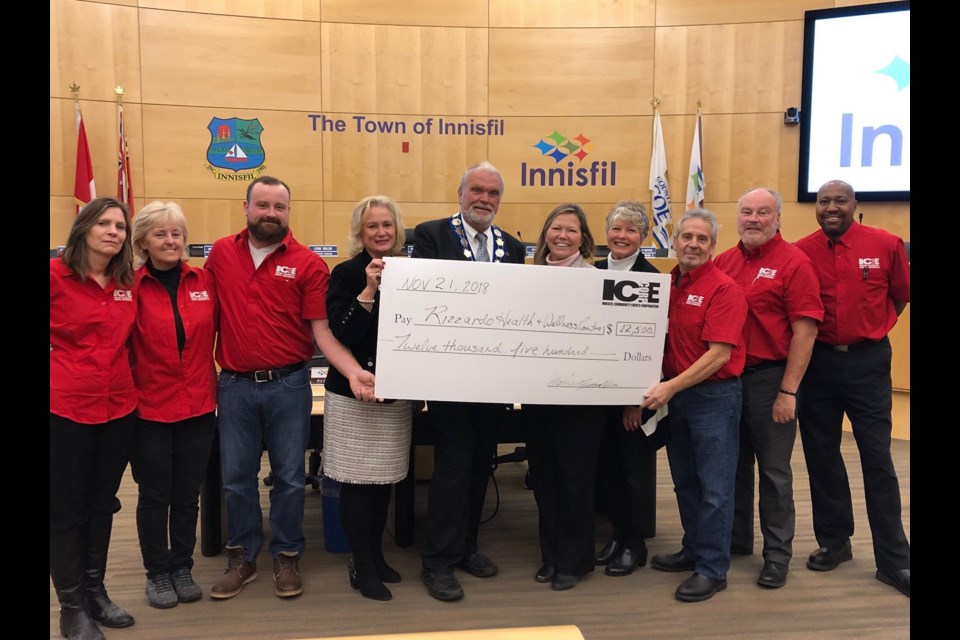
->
xmin=461 ymin=208 xmax=494 ymax=230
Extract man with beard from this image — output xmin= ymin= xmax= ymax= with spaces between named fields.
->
xmin=714 ymin=188 xmax=823 ymax=589
xmin=204 ymin=176 xmax=376 ymax=600
xmin=411 ymin=162 xmax=525 ymax=601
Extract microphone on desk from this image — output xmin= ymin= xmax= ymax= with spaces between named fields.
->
xmin=517 ymin=230 xmax=525 ymax=244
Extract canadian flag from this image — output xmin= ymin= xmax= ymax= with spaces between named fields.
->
xmin=73 ymin=101 xmax=96 ymax=214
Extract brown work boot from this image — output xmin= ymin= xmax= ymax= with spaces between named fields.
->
xmin=210 ymin=546 xmax=257 ymax=600
xmin=273 ymin=551 xmax=303 ymax=598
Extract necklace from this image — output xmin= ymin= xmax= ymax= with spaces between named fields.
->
xmin=449 ymin=213 xmax=506 ymax=262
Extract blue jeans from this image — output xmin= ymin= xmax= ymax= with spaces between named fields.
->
xmin=217 ymin=367 xmax=311 ymax=560
xmin=666 ymin=378 xmax=741 ymax=580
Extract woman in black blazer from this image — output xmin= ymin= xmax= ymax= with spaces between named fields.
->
xmin=593 ymin=200 xmax=662 ymax=577
xmin=323 ymin=195 xmax=416 ymax=601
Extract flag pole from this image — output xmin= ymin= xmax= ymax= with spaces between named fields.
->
xmin=648 ymin=96 xmax=674 ymax=256
xmin=685 ymin=100 xmax=706 ymax=211
xmin=71 ymin=83 xmax=96 ymax=214
xmin=116 ymin=85 xmax=134 ymax=213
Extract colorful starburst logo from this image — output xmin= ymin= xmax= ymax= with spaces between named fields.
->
xmin=533 ymin=131 xmax=591 ymax=163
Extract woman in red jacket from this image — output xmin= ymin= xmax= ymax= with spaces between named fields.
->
xmin=129 ymin=201 xmax=217 ymax=609
xmin=50 ymin=197 xmax=138 ymax=640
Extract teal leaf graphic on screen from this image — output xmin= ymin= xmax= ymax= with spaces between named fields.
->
xmin=876 ymin=56 xmax=909 ymax=91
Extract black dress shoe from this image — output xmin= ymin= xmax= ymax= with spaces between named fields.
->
xmin=594 ymin=539 xmax=622 ymax=565
xmin=757 ymin=560 xmax=788 ymax=588
xmin=876 ymin=568 xmax=910 ymax=597
xmin=806 ymin=542 xmax=852 ymax=571
xmin=675 ymin=573 xmax=727 ymax=602
xmin=459 ymin=552 xmax=499 ymax=578
xmin=651 ymin=551 xmax=696 ymax=573
xmin=551 ymin=573 xmax=579 ymax=591
xmin=420 ymin=570 xmax=463 ymax=602
xmin=605 ymin=545 xmax=648 ymax=577
xmin=535 ymin=565 xmax=556 ymax=583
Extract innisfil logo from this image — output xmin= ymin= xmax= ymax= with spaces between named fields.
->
xmin=859 ymin=257 xmax=881 ymax=270
xmin=205 ymin=117 xmax=268 ymax=181
xmin=113 ymin=290 xmax=133 ymax=302
xmin=534 ymin=131 xmax=592 ymax=163
xmin=686 ymin=294 xmax=704 ymax=307
xmin=189 ymin=290 xmax=211 ymax=302
xmin=521 ymin=130 xmax=616 ymax=187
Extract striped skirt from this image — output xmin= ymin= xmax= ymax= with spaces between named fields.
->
xmin=322 ymin=390 xmax=414 ymax=484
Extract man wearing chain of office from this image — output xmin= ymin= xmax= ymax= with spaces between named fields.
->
xmin=411 ymin=161 xmax=525 ymax=602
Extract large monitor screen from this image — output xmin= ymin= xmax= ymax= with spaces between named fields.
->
xmin=798 ymin=1 xmax=910 ymax=202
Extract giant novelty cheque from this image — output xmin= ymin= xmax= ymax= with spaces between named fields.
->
xmin=374 ymin=258 xmax=671 ymax=406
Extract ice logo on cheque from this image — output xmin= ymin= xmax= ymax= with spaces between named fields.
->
xmin=601 ymin=279 xmax=661 ymax=308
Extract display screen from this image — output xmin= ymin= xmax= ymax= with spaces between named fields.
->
xmin=798 ymin=1 xmax=910 ymax=202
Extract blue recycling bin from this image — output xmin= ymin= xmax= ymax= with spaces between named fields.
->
xmin=321 ymin=475 xmax=351 ymax=553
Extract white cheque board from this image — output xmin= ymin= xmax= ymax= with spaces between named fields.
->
xmin=374 ymin=258 xmax=671 ymax=405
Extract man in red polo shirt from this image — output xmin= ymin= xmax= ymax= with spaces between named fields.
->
xmin=795 ymin=180 xmax=910 ymax=597
xmin=644 ymin=208 xmax=747 ymax=602
xmin=204 ymin=176 xmax=376 ymax=601
xmin=715 ymin=188 xmax=823 ymax=589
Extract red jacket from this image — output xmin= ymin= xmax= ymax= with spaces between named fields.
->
xmin=131 ymin=262 xmax=217 ymax=422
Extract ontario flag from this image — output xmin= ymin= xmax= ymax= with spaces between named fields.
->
xmin=685 ymin=111 xmax=705 ymax=209
xmin=74 ymin=102 xmax=96 ymax=214
xmin=117 ymin=103 xmax=134 ymax=212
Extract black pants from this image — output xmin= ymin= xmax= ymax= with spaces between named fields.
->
xmin=526 ymin=404 xmax=605 ymax=577
xmin=596 ymin=406 xmax=657 ymax=547
xmin=421 ymin=401 xmax=500 ymax=573
xmin=798 ymin=338 xmax=910 ymax=572
xmin=130 ymin=413 xmax=216 ymax=576
xmin=50 ymin=412 xmax=136 ymax=590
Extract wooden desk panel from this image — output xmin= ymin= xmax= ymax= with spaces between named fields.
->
xmin=296 ymin=626 xmax=584 ymax=640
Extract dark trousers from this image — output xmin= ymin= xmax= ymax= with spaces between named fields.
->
xmin=732 ymin=363 xmax=797 ymax=565
xmin=130 ymin=412 xmax=216 ymax=577
xmin=596 ymin=406 xmax=657 ymax=547
xmin=798 ymin=338 xmax=910 ymax=572
xmin=340 ymin=483 xmax=392 ymax=561
xmin=50 ymin=412 xmax=136 ymax=590
xmin=526 ymin=404 xmax=605 ymax=577
xmin=421 ymin=401 xmax=499 ymax=572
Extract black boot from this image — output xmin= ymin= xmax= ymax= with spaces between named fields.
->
xmin=58 ymin=585 xmax=106 ymax=640
xmin=84 ymin=515 xmax=134 ymax=629
xmin=348 ymin=557 xmax=392 ymax=601
xmin=51 ymin=529 xmax=105 ymax=640
xmin=372 ymin=548 xmax=402 ymax=584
